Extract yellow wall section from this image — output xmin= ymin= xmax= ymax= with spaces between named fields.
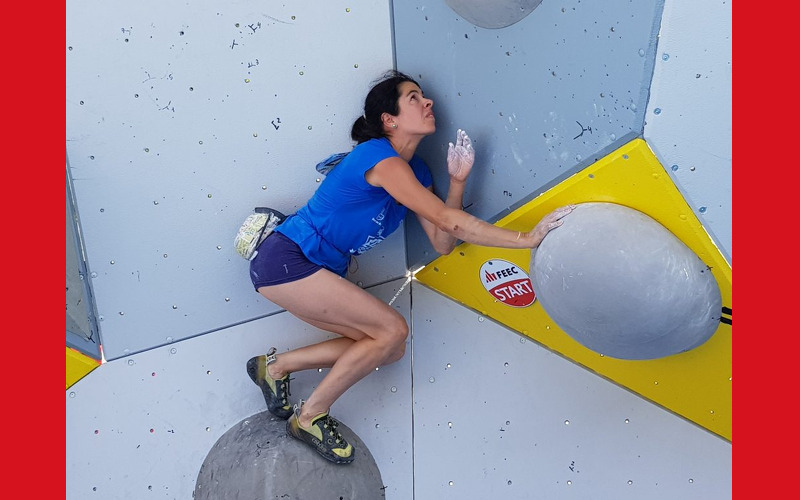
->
xmin=67 ymin=347 xmax=101 ymax=389
xmin=416 ymin=138 xmax=732 ymax=441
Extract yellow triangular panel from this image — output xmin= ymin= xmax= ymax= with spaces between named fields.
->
xmin=67 ymin=346 xmax=101 ymax=389
xmin=416 ymin=138 xmax=732 ymax=441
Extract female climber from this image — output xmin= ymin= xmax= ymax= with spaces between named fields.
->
xmin=246 ymin=70 xmax=574 ymax=464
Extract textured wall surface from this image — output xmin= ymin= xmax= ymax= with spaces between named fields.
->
xmin=411 ymin=284 xmax=731 ymax=499
xmin=67 ymin=169 xmax=95 ymax=345
xmin=66 ymin=0 xmax=731 ymax=497
xmin=66 ymin=1 xmax=397 ymax=359
xmin=66 ymin=280 xmax=415 ymax=500
xmin=644 ymin=0 xmax=732 ymax=262
xmin=66 ymin=282 xmax=731 ymax=499
xmin=393 ymin=0 xmax=664 ymax=269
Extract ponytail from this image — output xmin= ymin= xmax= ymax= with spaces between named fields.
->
xmin=350 ymin=115 xmax=379 ymax=144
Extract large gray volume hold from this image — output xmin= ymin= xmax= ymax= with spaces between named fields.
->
xmin=194 ymin=411 xmax=385 ymax=499
xmin=529 ymin=202 xmax=722 ymax=360
xmin=445 ymin=0 xmax=543 ymax=29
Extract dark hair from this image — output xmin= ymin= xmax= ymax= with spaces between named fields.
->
xmin=351 ymin=70 xmax=420 ymax=144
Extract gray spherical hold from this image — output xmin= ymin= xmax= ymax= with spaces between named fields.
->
xmin=445 ymin=0 xmax=543 ymax=29
xmin=194 ymin=411 xmax=384 ymax=499
xmin=529 ymin=202 xmax=721 ymax=360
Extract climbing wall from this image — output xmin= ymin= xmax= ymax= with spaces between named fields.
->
xmin=394 ymin=0 xmax=732 ymax=497
xmin=66 ymin=0 xmax=732 ymax=498
xmin=393 ymin=0 xmax=666 ymax=269
xmin=643 ymin=0 xmax=731 ymax=262
xmin=415 ymin=139 xmax=732 ymax=441
xmin=66 ymin=0 xmax=399 ymax=360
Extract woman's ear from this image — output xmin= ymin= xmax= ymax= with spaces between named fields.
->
xmin=381 ymin=112 xmax=395 ymax=131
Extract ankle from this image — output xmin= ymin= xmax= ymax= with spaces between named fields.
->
xmin=298 ymin=408 xmax=327 ymax=428
xmin=267 ymin=362 xmax=287 ymax=380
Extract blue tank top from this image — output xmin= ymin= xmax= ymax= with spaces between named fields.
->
xmin=276 ymin=137 xmax=433 ymax=276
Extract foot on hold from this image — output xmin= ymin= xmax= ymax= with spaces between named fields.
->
xmin=287 ymin=404 xmax=355 ymax=464
xmin=246 ymin=347 xmax=293 ymax=420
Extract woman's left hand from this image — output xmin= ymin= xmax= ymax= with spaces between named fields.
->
xmin=526 ymin=204 xmax=576 ymax=248
xmin=447 ymin=129 xmax=474 ymax=182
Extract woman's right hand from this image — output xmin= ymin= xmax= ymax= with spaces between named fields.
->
xmin=447 ymin=129 xmax=474 ymax=183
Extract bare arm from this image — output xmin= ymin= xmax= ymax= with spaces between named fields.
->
xmin=416 ymin=180 xmax=465 ymax=254
xmin=366 ymin=157 xmax=573 ymax=253
xmin=416 ymin=128 xmax=476 ymax=254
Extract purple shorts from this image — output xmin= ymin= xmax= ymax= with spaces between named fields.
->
xmin=249 ymin=231 xmax=323 ymax=290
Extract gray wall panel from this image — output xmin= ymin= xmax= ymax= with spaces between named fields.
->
xmin=392 ymin=0 xmax=663 ymax=269
xmin=411 ymin=284 xmax=731 ymax=499
xmin=66 ymin=1 xmax=398 ymax=359
xmin=66 ymin=279 xmax=414 ymax=499
xmin=644 ymin=0 xmax=732 ymax=262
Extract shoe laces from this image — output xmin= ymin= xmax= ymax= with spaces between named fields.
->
xmin=320 ymin=415 xmax=345 ymax=445
xmin=266 ymin=347 xmax=292 ymax=405
xmin=293 ymin=401 xmax=346 ymax=445
xmin=279 ymin=376 xmax=293 ymax=405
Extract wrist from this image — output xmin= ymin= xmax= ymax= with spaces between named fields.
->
xmin=522 ymin=231 xmax=542 ymax=248
xmin=449 ymin=176 xmax=467 ymax=186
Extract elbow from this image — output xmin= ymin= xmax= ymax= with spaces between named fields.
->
xmin=434 ymin=243 xmax=455 ymax=256
xmin=427 ymin=209 xmax=461 ymax=254
xmin=432 ymin=232 xmax=457 ymax=255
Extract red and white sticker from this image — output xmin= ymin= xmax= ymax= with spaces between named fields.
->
xmin=479 ymin=259 xmax=536 ymax=308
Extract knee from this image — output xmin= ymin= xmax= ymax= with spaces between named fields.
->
xmin=388 ymin=315 xmax=409 ymax=347
xmin=386 ymin=336 xmax=407 ymax=364
xmin=381 ymin=317 xmax=408 ymax=364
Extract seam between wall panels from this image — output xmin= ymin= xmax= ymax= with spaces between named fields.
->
xmin=638 ymin=0 xmax=667 ymax=135
xmin=388 ymin=0 xmax=398 ymax=70
xmin=409 ymin=278 xmax=416 ymax=500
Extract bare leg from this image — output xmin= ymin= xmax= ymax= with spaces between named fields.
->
xmin=266 ymin=337 xmax=355 ymax=379
xmin=295 ymin=338 xmax=403 ymax=427
xmin=258 ymin=269 xmax=408 ymax=427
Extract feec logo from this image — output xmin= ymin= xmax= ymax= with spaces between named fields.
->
xmin=479 ymin=259 xmax=536 ymax=308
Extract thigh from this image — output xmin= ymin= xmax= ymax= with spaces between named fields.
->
xmin=258 ymin=268 xmax=405 ymax=342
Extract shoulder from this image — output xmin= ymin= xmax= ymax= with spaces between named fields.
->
xmin=365 ymin=155 xmax=416 ymax=189
xmin=353 ymin=137 xmax=394 ymax=156
xmin=347 ymin=138 xmax=398 ymax=171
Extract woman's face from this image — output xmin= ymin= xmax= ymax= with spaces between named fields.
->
xmin=390 ymin=81 xmax=435 ymax=136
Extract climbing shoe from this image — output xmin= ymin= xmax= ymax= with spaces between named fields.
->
xmin=287 ymin=404 xmax=355 ymax=464
xmin=246 ymin=347 xmax=293 ymax=420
